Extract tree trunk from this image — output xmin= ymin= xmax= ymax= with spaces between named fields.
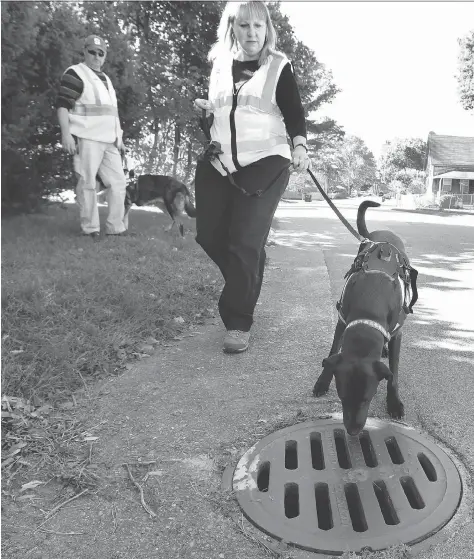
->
xmin=172 ymin=121 xmax=181 ymax=178
xmin=146 ymin=119 xmax=159 ymax=173
xmin=185 ymin=141 xmax=194 ymax=184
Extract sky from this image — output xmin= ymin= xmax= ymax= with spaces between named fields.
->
xmin=280 ymin=1 xmax=474 ymax=158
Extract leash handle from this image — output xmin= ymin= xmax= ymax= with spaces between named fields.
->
xmin=306 ymin=168 xmax=365 ymax=243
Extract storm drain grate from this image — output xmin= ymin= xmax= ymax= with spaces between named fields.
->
xmin=232 ymin=418 xmax=462 ymax=554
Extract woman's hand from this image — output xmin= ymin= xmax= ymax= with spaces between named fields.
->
xmin=292 ymin=144 xmax=311 ymax=172
xmin=194 ymin=99 xmax=212 ymax=115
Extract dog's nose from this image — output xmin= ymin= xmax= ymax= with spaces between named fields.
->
xmin=346 ymin=426 xmax=363 ymax=437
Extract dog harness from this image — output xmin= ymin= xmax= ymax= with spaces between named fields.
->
xmin=337 ymin=241 xmax=419 ymax=343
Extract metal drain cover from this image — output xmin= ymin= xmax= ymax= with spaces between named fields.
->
xmin=232 ymin=418 xmax=462 ymax=554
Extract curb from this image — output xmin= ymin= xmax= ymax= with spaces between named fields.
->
xmin=391 ymin=208 xmax=474 ymax=217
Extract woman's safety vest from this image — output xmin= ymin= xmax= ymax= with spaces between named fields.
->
xmin=67 ymin=63 xmax=122 ymax=144
xmin=208 ymin=52 xmax=291 ymax=176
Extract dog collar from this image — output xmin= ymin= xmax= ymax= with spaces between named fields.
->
xmin=345 ymin=319 xmax=391 ymax=341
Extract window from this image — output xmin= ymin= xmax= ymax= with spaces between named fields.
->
xmin=441 ymin=178 xmax=452 ymax=192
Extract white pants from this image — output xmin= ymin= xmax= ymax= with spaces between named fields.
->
xmin=73 ymin=138 xmax=126 ymax=234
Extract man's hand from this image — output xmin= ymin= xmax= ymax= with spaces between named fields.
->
xmin=61 ymin=133 xmax=76 ymax=155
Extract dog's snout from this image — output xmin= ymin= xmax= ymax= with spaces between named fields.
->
xmin=346 ymin=425 xmax=363 ymax=437
xmin=343 ymin=411 xmax=366 ymax=437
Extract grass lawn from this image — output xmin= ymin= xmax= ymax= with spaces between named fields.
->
xmin=2 ymin=202 xmax=221 ymax=404
xmin=2 ymin=201 xmax=221 ymax=485
xmin=2 ymin=202 xmax=222 ymax=485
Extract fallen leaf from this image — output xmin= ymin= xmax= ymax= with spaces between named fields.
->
xmin=20 ymin=480 xmax=44 ymax=492
xmin=1 ymin=457 xmax=16 ymax=469
xmin=36 ymin=404 xmax=52 ymax=415
xmin=3 ymin=442 xmax=27 ymax=457
xmin=173 ymin=316 xmax=185 ymax=324
xmin=137 ymin=344 xmax=154 ymax=354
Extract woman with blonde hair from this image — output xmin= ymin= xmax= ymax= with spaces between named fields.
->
xmin=194 ymin=1 xmax=310 ymax=353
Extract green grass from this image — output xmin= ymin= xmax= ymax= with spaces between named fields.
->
xmin=1 ymin=202 xmax=221 ymax=404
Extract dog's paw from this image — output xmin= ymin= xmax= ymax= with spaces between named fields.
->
xmin=312 ymin=382 xmax=330 ymax=397
xmin=387 ymin=397 xmax=405 ymax=419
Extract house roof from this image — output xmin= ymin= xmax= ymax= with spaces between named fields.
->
xmin=433 ymin=170 xmax=474 ymax=179
xmin=427 ymin=132 xmax=474 ymax=166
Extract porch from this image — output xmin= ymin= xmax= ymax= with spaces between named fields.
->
xmin=431 ymin=170 xmax=474 ymax=208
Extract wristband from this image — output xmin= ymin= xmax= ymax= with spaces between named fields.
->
xmin=293 ymin=143 xmax=308 ymax=152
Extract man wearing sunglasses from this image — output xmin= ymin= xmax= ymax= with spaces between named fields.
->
xmin=57 ymin=35 xmax=127 ymax=238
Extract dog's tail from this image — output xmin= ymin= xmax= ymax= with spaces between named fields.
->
xmin=184 ymin=198 xmax=196 ymax=218
xmin=357 ymin=200 xmax=380 ymax=238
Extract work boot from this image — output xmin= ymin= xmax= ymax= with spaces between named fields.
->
xmin=82 ymin=231 xmax=100 ymax=240
xmin=223 ymin=330 xmax=250 ymax=354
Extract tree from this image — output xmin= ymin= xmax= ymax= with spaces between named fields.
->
xmin=1 ymin=2 xmax=84 ymax=210
xmin=378 ymin=138 xmax=427 ymax=194
xmin=268 ymin=2 xmax=343 ymax=151
xmin=1 ymin=1 xmax=143 ymax=211
xmin=456 ymin=30 xmax=474 ymax=112
xmin=313 ymin=135 xmax=377 ymax=195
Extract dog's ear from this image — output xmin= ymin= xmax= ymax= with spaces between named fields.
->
xmin=322 ymin=354 xmax=343 ymax=370
xmin=373 ymin=361 xmax=393 ymax=381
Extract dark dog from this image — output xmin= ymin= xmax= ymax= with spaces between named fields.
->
xmin=125 ymin=170 xmax=196 ymax=236
xmin=312 ymin=200 xmax=418 ymax=436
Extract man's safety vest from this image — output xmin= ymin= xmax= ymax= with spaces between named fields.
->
xmin=208 ymin=52 xmax=291 ymax=175
xmin=67 ymin=63 xmax=122 ymax=144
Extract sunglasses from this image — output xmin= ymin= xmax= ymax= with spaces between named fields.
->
xmin=87 ymin=49 xmax=105 ymax=57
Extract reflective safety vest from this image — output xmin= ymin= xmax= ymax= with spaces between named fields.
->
xmin=67 ymin=63 xmax=122 ymax=144
xmin=208 ymin=52 xmax=291 ymax=176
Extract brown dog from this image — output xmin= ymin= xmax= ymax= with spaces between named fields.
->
xmin=312 ymin=200 xmax=418 ymax=435
xmin=125 ymin=170 xmax=196 ymax=236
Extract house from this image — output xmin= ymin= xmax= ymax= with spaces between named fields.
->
xmin=425 ymin=132 xmax=474 ymax=206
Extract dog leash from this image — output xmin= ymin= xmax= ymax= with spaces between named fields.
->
xmin=306 ymin=168 xmax=366 ymax=243
xmin=198 ymin=109 xmax=249 ymax=195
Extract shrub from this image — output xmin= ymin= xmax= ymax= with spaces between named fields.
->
xmin=439 ymin=195 xmax=463 ymax=209
xmin=330 ymin=186 xmax=349 ymax=199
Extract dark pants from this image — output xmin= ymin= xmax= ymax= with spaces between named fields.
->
xmin=195 ymin=159 xmax=290 ymax=332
